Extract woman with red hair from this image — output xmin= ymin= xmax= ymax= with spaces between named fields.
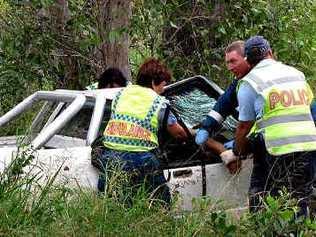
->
xmin=96 ymin=58 xmax=187 ymax=205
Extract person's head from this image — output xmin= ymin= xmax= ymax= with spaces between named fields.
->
xmin=244 ymin=35 xmax=272 ymax=66
xmin=98 ymin=67 xmax=127 ymax=89
xmin=136 ymin=58 xmax=171 ymax=94
xmin=225 ymin=40 xmax=250 ymax=79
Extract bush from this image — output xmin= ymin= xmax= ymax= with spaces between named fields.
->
xmin=1 ymin=150 xmax=316 ymax=236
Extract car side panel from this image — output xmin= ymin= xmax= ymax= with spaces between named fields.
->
xmin=164 ymin=165 xmax=203 ymax=210
xmin=204 ymin=159 xmax=252 ymax=208
xmin=18 ymin=147 xmax=99 ymax=189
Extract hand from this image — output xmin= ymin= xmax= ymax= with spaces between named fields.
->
xmin=220 ymin=150 xmax=242 ymax=174
xmin=195 ymin=129 xmax=209 ymax=145
xmin=219 ymin=150 xmax=238 ymax=165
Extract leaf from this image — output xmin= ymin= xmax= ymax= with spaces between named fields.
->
xmin=170 ymin=21 xmax=178 ymax=29
xmin=218 ymin=26 xmax=226 ymax=35
xmin=266 ymin=196 xmax=278 ymax=211
xmin=279 ymin=210 xmax=293 ymax=221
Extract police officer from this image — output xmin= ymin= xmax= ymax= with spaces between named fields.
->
xmin=97 ymin=58 xmax=187 ymax=204
xmin=195 ymin=41 xmax=250 ymax=166
xmin=234 ymin=35 xmax=316 ymax=217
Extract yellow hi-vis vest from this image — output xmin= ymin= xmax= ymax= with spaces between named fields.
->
xmin=240 ymin=59 xmax=316 ymax=155
xmin=103 ymin=85 xmax=166 ymax=152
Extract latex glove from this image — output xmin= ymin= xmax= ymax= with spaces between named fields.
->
xmin=219 ymin=149 xmax=238 ymax=165
xmin=195 ymin=129 xmax=209 ymax=145
xmin=224 ymin=140 xmax=235 ymax=149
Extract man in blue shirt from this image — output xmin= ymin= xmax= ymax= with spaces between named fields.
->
xmin=195 ymin=41 xmax=250 ymax=168
xmin=196 ymin=40 xmax=316 ymax=170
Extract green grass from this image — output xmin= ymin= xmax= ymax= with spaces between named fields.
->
xmin=1 ymin=151 xmax=316 ymax=236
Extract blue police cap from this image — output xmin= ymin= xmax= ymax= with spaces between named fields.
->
xmin=245 ymin=36 xmax=270 ymax=64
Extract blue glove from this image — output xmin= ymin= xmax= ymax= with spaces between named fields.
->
xmin=195 ymin=129 xmax=209 ymax=145
xmin=224 ymin=140 xmax=235 ymax=149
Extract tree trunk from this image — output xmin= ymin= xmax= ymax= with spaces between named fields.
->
xmin=96 ymin=0 xmax=131 ymax=80
xmin=52 ymin=0 xmax=82 ymax=89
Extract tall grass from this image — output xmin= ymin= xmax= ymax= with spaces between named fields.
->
xmin=1 ymin=151 xmax=316 ymax=236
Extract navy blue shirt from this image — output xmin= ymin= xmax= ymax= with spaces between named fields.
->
xmin=311 ymin=99 xmax=316 ymax=124
xmin=201 ymin=79 xmax=239 ymax=130
xmin=213 ymin=79 xmax=239 ymax=119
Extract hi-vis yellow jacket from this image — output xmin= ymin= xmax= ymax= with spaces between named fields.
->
xmin=240 ymin=59 xmax=316 ymax=155
xmin=103 ymin=85 xmax=166 ymax=152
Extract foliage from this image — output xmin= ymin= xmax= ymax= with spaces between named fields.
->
xmin=1 ymin=152 xmax=316 ymax=236
xmin=239 ymin=193 xmax=316 ymax=236
xmin=217 ymin=0 xmax=316 ymax=80
xmin=0 ymin=0 xmax=55 ymax=119
xmin=131 ymin=0 xmax=316 ymax=87
xmin=1 ymin=0 xmax=315 ymax=131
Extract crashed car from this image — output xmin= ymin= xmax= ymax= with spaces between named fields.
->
xmin=0 ymin=76 xmax=252 ymax=210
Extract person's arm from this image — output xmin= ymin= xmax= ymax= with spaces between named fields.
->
xmin=196 ymin=80 xmax=238 ymax=145
xmin=235 ymin=121 xmax=254 ymax=155
xmin=212 ymin=79 xmax=239 ymax=119
xmin=167 ymin=122 xmax=188 ymax=140
xmin=205 ymin=138 xmax=225 ymax=154
xmin=234 ymin=82 xmax=257 ymax=155
xmin=203 ymin=80 xmax=239 ymax=130
xmin=166 ymin=111 xmax=188 ymax=140
xmin=205 ymin=138 xmax=241 ymax=174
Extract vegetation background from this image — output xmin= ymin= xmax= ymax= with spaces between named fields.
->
xmin=0 ymin=0 xmax=316 ymax=235
xmin=1 ymin=0 xmax=315 ymax=117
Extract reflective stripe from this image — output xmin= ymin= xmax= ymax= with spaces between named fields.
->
xmin=104 ymin=85 xmax=163 ymax=151
xmin=144 ymin=96 xmax=163 ymax=122
xmin=208 ymin=110 xmax=224 ymax=123
xmin=111 ymin=114 xmax=156 ymax=133
xmin=267 ymin=135 xmax=316 ymax=147
xmin=103 ymin=136 xmax=157 ymax=148
xmin=257 ymin=114 xmax=312 ymax=129
xmin=246 ymin=74 xmax=305 ymax=92
xmin=111 ymin=89 xmax=124 ymax=111
xmin=111 ymin=96 xmax=162 ymax=133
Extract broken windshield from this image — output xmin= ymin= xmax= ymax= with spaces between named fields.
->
xmin=168 ymin=88 xmax=237 ymax=138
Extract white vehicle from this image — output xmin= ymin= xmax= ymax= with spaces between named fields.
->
xmin=0 ymin=76 xmax=252 ymax=210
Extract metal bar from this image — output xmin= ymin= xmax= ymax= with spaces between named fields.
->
xmin=30 ymin=101 xmax=51 ymax=131
xmin=31 ymin=95 xmax=86 ymax=149
xmin=0 ymin=93 xmax=38 ymax=127
xmin=0 ymin=91 xmax=83 ymax=128
xmin=86 ymin=94 xmax=106 ymax=146
xmin=43 ymin=102 xmax=65 ymax=130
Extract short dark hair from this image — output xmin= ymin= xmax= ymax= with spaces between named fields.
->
xmin=98 ymin=68 xmax=127 ymax=89
xmin=136 ymin=58 xmax=171 ymax=88
xmin=225 ymin=40 xmax=245 ymax=57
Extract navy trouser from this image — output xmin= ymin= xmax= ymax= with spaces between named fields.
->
xmin=249 ymin=134 xmax=315 ymax=217
xmin=96 ymin=148 xmax=171 ymax=204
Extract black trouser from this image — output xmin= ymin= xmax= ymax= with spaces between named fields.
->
xmin=249 ymin=134 xmax=315 ymax=217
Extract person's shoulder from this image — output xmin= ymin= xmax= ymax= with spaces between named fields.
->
xmin=156 ymin=95 xmax=169 ymax=108
xmin=238 ymin=80 xmax=257 ymax=97
xmin=278 ymin=61 xmax=305 ymax=77
xmin=230 ymin=78 xmax=239 ymax=86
